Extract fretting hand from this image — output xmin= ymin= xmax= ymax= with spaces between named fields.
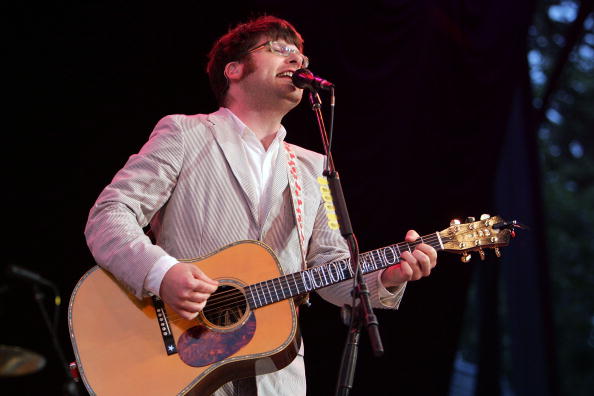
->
xmin=380 ymin=230 xmax=438 ymax=288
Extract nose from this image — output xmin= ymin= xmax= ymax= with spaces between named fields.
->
xmin=287 ymin=51 xmax=305 ymax=68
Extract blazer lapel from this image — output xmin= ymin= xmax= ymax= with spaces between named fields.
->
xmin=206 ymin=111 xmax=259 ymax=224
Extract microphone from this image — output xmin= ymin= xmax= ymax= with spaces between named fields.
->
xmin=5 ymin=264 xmax=57 ymax=289
xmin=292 ymin=68 xmax=334 ymax=91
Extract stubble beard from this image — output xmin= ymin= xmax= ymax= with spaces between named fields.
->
xmin=240 ymin=57 xmax=303 ymax=112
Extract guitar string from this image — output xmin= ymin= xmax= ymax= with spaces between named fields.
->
xmin=171 ymin=235 xmax=445 ymax=311
xmin=218 ymin=234 xmax=442 ymax=308
xmin=166 ymin=238 xmax=448 ymax=322
xmin=167 ymin=247 xmax=489 ymax=325
xmin=198 ymin=238 xmax=431 ymax=309
xmin=164 ymin=234 xmax=451 ymax=323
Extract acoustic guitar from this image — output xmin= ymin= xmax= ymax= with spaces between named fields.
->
xmin=68 ymin=215 xmax=520 ymax=395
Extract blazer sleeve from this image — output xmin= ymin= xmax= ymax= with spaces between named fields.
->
xmin=84 ymin=116 xmax=184 ymax=298
xmin=305 ymin=195 xmax=406 ymax=310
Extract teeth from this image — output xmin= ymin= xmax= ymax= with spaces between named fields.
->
xmin=277 ymin=71 xmax=293 ymax=77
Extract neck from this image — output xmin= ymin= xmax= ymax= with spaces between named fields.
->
xmin=245 ymin=232 xmax=446 ymax=309
xmin=227 ymin=103 xmax=285 ymax=150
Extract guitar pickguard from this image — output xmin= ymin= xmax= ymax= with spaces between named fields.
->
xmin=177 ymin=312 xmax=256 ymax=367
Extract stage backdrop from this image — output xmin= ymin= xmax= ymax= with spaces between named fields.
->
xmin=4 ymin=1 xmax=541 ymax=395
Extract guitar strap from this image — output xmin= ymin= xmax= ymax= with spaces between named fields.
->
xmin=283 ymin=143 xmax=311 ymax=308
xmin=283 ymin=142 xmax=308 ymax=269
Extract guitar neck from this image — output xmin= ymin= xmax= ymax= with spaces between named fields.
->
xmin=245 ymin=232 xmax=445 ymax=309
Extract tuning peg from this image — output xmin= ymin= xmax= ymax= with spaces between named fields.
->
xmin=465 ymin=217 xmax=475 ymax=223
xmin=480 ymin=214 xmax=491 ymax=220
xmin=450 ymin=219 xmax=461 ymax=226
xmin=494 ymin=247 xmax=501 ymax=257
xmin=479 ymin=249 xmax=485 ymax=261
xmin=460 ymin=252 xmax=471 ymax=263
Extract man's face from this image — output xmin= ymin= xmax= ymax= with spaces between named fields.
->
xmin=237 ymin=38 xmax=307 ymax=109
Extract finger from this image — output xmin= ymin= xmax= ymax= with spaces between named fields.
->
xmin=190 ymin=266 xmax=219 ymax=287
xmin=405 ymin=229 xmax=420 ymax=242
xmin=192 ymin=279 xmax=219 ymax=293
xmin=178 ymin=300 xmax=207 ymax=314
xmin=413 ymin=250 xmax=431 ymax=277
xmin=185 ymin=291 xmax=212 ymax=303
xmin=416 ymin=243 xmax=438 ymax=268
xmin=176 ymin=308 xmax=200 ymax=321
xmin=397 ymin=261 xmax=413 ymax=281
xmin=400 ymin=251 xmax=422 ymax=281
xmin=401 ymin=251 xmax=418 ymax=267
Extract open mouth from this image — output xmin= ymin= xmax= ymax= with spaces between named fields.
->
xmin=276 ymin=71 xmax=294 ymax=79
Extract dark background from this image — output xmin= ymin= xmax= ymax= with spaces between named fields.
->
xmin=3 ymin=1 xmax=553 ymax=395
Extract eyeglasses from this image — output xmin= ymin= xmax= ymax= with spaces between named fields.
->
xmin=247 ymin=41 xmax=309 ymax=68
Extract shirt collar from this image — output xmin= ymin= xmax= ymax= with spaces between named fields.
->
xmin=219 ymin=107 xmax=287 ymax=147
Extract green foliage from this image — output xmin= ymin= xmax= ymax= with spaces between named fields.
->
xmin=530 ymin=0 xmax=594 ymax=394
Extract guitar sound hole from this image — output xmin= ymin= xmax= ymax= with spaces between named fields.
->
xmin=202 ymin=285 xmax=248 ymax=327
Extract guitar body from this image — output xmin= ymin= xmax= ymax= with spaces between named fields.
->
xmin=69 ymin=241 xmax=300 ymax=395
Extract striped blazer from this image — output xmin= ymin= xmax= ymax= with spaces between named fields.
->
xmin=84 ymin=108 xmax=404 ymax=394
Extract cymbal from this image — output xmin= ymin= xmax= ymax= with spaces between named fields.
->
xmin=0 ymin=345 xmax=46 ymax=376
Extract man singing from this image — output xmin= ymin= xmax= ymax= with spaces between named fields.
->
xmin=85 ymin=15 xmax=437 ymax=395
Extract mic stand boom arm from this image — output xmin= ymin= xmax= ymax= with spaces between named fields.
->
xmin=306 ymin=90 xmax=384 ymax=396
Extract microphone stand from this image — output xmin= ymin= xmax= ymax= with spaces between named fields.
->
xmin=31 ymin=284 xmax=82 ymax=395
xmin=306 ymin=90 xmax=384 ymax=396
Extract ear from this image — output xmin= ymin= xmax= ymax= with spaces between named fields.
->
xmin=224 ymin=61 xmax=244 ymax=82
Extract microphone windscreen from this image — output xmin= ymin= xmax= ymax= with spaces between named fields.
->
xmin=291 ymin=68 xmax=314 ymax=89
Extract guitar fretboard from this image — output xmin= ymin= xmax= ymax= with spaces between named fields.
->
xmin=244 ymin=232 xmax=445 ymax=309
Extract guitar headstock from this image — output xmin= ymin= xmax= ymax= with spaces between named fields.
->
xmin=439 ymin=214 xmax=523 ymax=262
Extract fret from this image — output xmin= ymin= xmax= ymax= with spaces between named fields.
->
xmin=247 ymin=233 xmax=446 ymax=309
xmin=341 ymin=259 xmax=354 ymax=279
xmin=277 ymin=278 xmax=287 ymax=299
xmin=381 ymin=245 xmax=398 ymax=265
xmin=435 ymin=231 xmax=444 ymax=250
xmin=364 ymin=252 xmax=376 ymax=274
xmin=300 ymin=270 xmax=312 ymax=292
xmin=266 ymin=279 xmax=280 ymax=302
xmin=270 ymin=279 xmax=280 ymax=302
xmin=283 ymin=274 xmax=294 ymax=297
xmin=311 ymin=267 xmax=321 ymax=288
xmin=264 ymin=281 xmax=273 ymax=303
xmin=357 ymin=255 xmax=366 ymax=273
xmin=365 ymin=252 xmax=375 ymax=272
xmin=364 ymin=252 xmax=372 ymax=271
xmin=253 ymin=283 xmax=261 ymax=306
xmin=258 ymin=282 xmax=268 ymax=306
xmin=246 ymin=287 xmax=256 ymax=309
xmin=250 ymin=285 xmax=263 ymax=308
xmin=339 ymin=259 xmax=350 ymax=280
xmin=402 ymin=242 xmax=412 ymax=253
xmin=270 ymin=280 xmax=277 ymax=302
xmin=328 ymin=262 xmax=342 ymax=283
xmin=371 ymin=249 xmax=382 ymax=269
xmin=308 ymin=268 xmax=318 ymax=289
xmin=318 ymin=265 xmax=330 ymax=286
xmin=318 ymin=267 xmax=327 ymax=287
xmin=291 ymin=273 xmax=300 ymax=295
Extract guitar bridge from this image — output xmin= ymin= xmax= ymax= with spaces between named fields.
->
xmin=152 ymin=295 xmax=177 ymax=355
